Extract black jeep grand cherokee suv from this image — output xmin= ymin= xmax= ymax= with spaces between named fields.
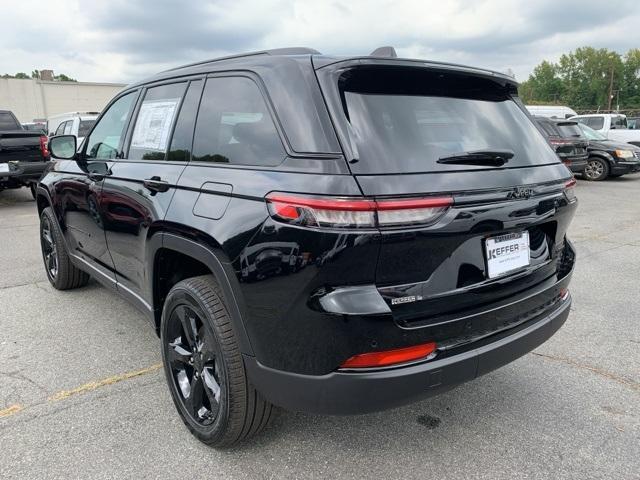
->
xmin=37 ymin=47 xmax=577 ymax=447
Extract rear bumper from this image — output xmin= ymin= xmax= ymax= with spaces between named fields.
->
xmin=0 ymin=161 xmax=48 ymax=184
xmin=245 ymin=293 xmax=571 ymax=415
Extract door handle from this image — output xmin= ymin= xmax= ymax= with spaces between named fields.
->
xmin=143 ymin=176 xmax=170 ymax=193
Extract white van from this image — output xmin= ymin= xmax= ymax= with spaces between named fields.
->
xmin=525 ymin=105 xmax=577 ymax=119
xmin=47 ymin=112 xmax=100 ymax=146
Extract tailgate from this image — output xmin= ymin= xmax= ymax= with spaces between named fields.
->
xmin=0 ymin=131 xmax=43 ymax=163
xmin=356 ymin=166 xmax=576 ymax=323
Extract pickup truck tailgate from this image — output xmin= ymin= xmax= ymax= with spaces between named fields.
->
xmin=0 ymin=131 xmax=43 ymax=163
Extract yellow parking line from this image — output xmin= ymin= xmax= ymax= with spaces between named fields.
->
xmin=48 ymin=363 xmax=163 ymax=402
xmin=0 ymin=404 xmax=24 ymax=418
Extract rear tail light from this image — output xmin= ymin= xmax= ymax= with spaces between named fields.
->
xmin=564 ymin=178 xmax=577 ymax=203
xmin=39 ymin=135 xmax=49 ymax=158
xmin=265 ymin=193 xmax=452 ymax=229
xmin=340 ymin=341 xmax=437 ymax=369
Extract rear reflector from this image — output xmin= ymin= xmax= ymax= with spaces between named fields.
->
xmin=564 ymin=178 xmax=577 ymax=203
xmin=266 ymin=193 xmax=452 ymax=229
xmin=340 ymin=342 xmax=437 ymax=369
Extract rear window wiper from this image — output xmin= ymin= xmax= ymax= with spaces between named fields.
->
xmin=437 ymin=150 xmax=514 ymax=167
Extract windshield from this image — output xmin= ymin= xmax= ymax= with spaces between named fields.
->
xmin=577 ymin=123 xmax=607 ymax=141
xmin=78 ymin=119 xmax=96 ymax=137
xmin=340 ymin=67 xmax=559 ymax=174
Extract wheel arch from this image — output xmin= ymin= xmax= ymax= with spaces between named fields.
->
xmin=150 ymin=232 xmax=254 ymax=355
xmin=35 ymin=185 xmax=53 ymax=215
xmin=588 ymin=151 xmax=615 ymax=166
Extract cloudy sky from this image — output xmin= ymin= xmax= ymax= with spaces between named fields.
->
xmin=2 ymin=0 xmax=639 ymax=85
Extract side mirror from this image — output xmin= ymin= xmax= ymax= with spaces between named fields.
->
xmin=49 ymin=135 xmax=77 ymax=160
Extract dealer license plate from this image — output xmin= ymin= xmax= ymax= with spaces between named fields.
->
xmin=485 ymin=232 xmax=530 ymax=279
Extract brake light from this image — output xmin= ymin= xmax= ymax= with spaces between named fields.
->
xmin=564 ymin=178 xmax=577 ymax=203
xmin=39 ymin=135 xmax=49 ymax=158
xmin=265 ymin=193 xmax=452 ymax=229
xmin=340 ymin=342 xmax=437 ymax=369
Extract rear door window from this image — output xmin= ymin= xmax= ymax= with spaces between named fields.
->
xmin=339 ymin=67 xmax=559 ymax=174
xmin=167 ymin=80 xmax=203 ymax=162
xmin=192 ymin=76 xmax=285 ymax=166
xmin=611 ymin=116 xmax=627 ymax=129
xmin=129 ymin=82 xmax=187 ymax=160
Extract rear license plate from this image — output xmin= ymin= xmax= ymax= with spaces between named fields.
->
xmin=485 ymin=232 xmax=530 ymax=279
xmin=0 ymin=164 xmax=9 ymax=173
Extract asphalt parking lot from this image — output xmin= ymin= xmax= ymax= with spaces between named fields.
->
xmin=1 ymin=178 xmax=639 ymax=480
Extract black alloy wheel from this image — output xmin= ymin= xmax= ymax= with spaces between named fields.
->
xmin=161 ymin=276 xmax=273 ymax=447
xmin=166 ymin=304 xmax=223 ymax=426
xmin=39 ymin=207 xmax=90 ymax=290
xmin=41 ymin=216 xmax=58 ymax=280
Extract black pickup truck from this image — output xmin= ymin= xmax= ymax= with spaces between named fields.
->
xmin=0 ymin=110 xmax=50 ymax=198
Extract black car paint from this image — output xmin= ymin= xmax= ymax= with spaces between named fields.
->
xmin=533 ymin=116 xmax=588 ymax=174
xmin=37 ymin=50 xmax=576 ymax=414
xmin=583 ymin=137 xmax=640 ymax=176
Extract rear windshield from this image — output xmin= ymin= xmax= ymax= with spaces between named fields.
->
xmin=78 ymin=120 xmax=96 ymax=137
xmin=0 ymin=112 xmax=20 ymax=130
xmin=556 ymin=122 xmax=583 ymax=138
xmin=339 ymin=67 xmax=559 ymax=174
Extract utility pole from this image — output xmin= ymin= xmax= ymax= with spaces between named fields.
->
xmin=607 ymin=64 xmax=614 ymax=111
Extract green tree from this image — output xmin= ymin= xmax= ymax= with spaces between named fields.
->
xmin=14 ymin=72 xmax=30 ymax=79
xmin=556 ymin=47 xmax=623 ymax=109
xmin=521 ymin=47 xmax=631 ymax=110
xmin=519 ymin=61 xmax=563 ymax=104
xmin=621 ymin=49 xmax=640 ymax=108
xmin=54 ymin=73 xmax=77 ymax=82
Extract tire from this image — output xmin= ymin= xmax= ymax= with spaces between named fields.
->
xmin=161 ymin=275 xmax=273 ymax=447
xmin=583 ymin=157 xmax=610 ymax=181
xmin=39 ymin=207 xmax=90 ymax=290
xmin=29 ymin=183 xmax=37 ymax=200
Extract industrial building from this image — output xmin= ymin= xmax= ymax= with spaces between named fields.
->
xmin=0 ymin=75 xmax=126 ymax=123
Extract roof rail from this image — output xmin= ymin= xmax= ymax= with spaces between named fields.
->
xmin=264 ymin=47 xmax=321 ymax=56
xmin=163 ymin=47 xmax=321 ymax=73
xmin=369 ymin=46 xmax=398 ymax=58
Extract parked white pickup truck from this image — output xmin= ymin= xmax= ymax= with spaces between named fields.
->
xmin=570 ymin=114 xmax=640 ymax=146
